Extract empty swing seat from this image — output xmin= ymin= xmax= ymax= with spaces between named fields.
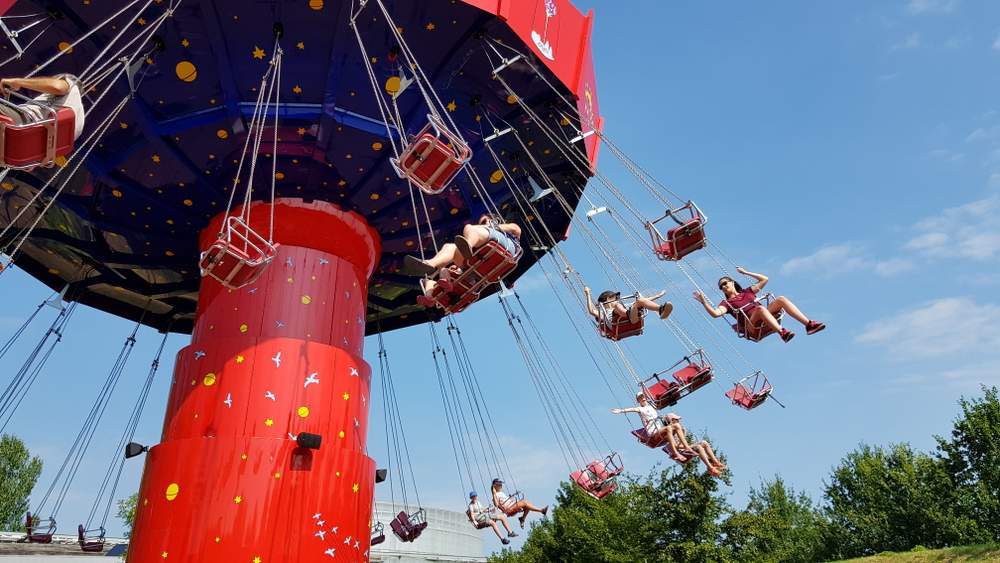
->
xmin=726 ymin=382 xmax=772 ymax=410
xmin=0 ymin=106 xmax=76 ymax=169
xmin=571 ymin=453 xmax=623 ymax=500
xmin=642 ymin=350 xmax=714 ymax=408
xmin=392 ymin=116 xmax=472 ymax=195
xmin=417 ymin=240 xmax=519 ymax=314
xmin=25 ymin=513 xmax=55 ymax=543
xmin=390 ymin=509 xmax=428 ymax=543
xmin=646 ymin=201 xmax=708 ymax=261
xmin=199 ymin=217 xmax=279 ymax=290
xmin=370 ymin=522 xmax=386 ymax=546
xmin=77 ymin=524 xmax=105 ymax=553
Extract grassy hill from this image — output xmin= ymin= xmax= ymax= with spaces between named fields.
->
xmin=837 ymin=545 xmax=1000 ymax=562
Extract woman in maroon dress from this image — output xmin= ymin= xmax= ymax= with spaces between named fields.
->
xmin=693 ymin=266 xmax=825 ymax=342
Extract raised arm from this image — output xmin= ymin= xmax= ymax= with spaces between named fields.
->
xmin=583 ymin=286 xmax=599 ymax=319
xmin=0 ymin=76 xmax=71 ymax=97
xmin=610 ymin=407 xmax=642 ymax=415
xmin=692 ymin=291 xmax=727 ymax=318
xmin=736 ymin=266 xmax=768 ymax=292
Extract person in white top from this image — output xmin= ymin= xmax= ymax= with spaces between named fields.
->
xmin=491 ymin=478 xmax=548 ymax=529
xmin=0 ymin=75 xmax=86 ymax=140
xmin=611 ymin=392 xmax=675 ymax=447
xmin=466 ymin=491 xmax=516 ymax=544
xmin=584 ymin=286 xmax=673 ymax=328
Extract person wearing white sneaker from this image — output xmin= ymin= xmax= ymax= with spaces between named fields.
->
xmin=467 ymin=491 xmax=517 ymax=544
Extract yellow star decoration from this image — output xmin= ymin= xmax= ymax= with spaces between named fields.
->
xmin=446 ymin=100 xmax=457 ymax=112
xmin=119 ymin=122 xmax=129 ymax=129
xmin=297 ymin=127 xmax=306 ymax=135
xmin=252 ymin=46 xmax=266 ymax=60
xmin=296 ymin=42 xmax=305 ymax=50
xmin=234 ymin=496 xmax=243 ymax=504
xmin=161 ymin=552 xmax=168 ymax=558
xmin=236 ymin=355 xmax=245 ymax=364
xmin=264 ymin=418 xmax=274 ymax=427
xmin=151 ymin=154 xmax=161 ymax=163
xmin=253 ymin=557 xmax=262 ymax=563
xmin=342 ymin=392 xmax=350 ymax=401
xmin=352 ymin=483 xmax=360 ymax=493
xmin=137 ymin=17 xmax=146 ymax=25
xmin=274 ymin=472 xmax=281 ymax=479
xmin=292 ymin=85 xmax=302 ymax=94
xmin=214 ymin=537 xmax=221 ymax=543
xmin=181 ymin=38 xmax=190 ymax=47
xmin=426 ymin=22 xmax=436 ymax=30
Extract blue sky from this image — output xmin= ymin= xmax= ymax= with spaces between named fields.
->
xmin=2 ymin=0 xmax=999 ymax=554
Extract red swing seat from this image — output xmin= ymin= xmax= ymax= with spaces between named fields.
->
xmin=370 ymin=521 xmax=386 ymax=546
xmin=496 ymin=490 xmax=525 ymax=517
xmin=631 ymin=426 xmax=669 ymax=449
xmin=25 ymin=512 xmax=55 ymax=543
xmin=731 ymin=293 xmax=783 ymax=342
xmin=726 ymin=371 xmax=773 ymax=410
xmin=570 ymin=452 xmax=623 ymax=500
xmin=392 ymin=114 xmax=472 ymax=195
xmin=661 ymin=438 xmax=699 ymax=465
xmin=78 ymin=524 xmax=105 ymax=553
xmin=390 ymin=509 xmax=428 ymax=543
xmin=199 ymin=216 xmax=279 ymax=290
xmin=642 ymin=350 xmax=714 ymax=409
xmin=416 ymin=240 xmax=520 ymax=314
xmin=646 ymin=201 xmax=708 ymax=261
xmin=597 ymin=295 xmax=646 ymax=341
xmin=0 ymin=100 xmax=76 ymax=169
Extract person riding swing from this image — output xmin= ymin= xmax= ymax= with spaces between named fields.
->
xmin=693 ymin=266 xmax=825 ymax=342
xmin=491 ymin=478 xmax=547 ymax=529
xmin=585 ymin=286 xmax=674 ymax=328
xmin=0 ymin=74 xmax=86 ymax=139
xmin=466 ymin=491 xmax=516 ymax=545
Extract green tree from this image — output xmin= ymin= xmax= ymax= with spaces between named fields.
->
xmin=722 ymin=476 xmax=831 ymax=563
xmin=936 ymin=385 xmax=1000 ymax=541
xmin=823 ymin=443 xmax=985 ymax=559
xmin=490 ymin=458 xmax=733 ymax=563
xmin=0 ymin=434 xmax=43 ymax=531
xmin=117 ymin=492 xmax=138 ymax=537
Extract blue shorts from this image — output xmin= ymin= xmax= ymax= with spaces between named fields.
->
xmin=486 ymin=227 xmax=519 ymax=256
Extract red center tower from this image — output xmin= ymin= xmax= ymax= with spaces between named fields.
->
xmin=128 ymin=199 xmax=381 ymax=562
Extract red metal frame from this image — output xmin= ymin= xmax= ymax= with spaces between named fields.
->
xmin=732 ymin=293 xmax=784 ymax=342
xmin=199 ymin=216 xmax=279 ymax=290
xmin=78 ymin=524 xmax=105 ymax=553
xmin=570 ymin=452 xmax=623 ymax=500
xmin=726 ymin=371 xmax=773 ymax=410
xmin=641 ymin=349 xmax=714 ymax=409
xmin=0 ymin=98 xmax=76 ymax=169
xmin=25 ymin=512 xmax=54 ymax=544
xmin=646 ymin=201 xmax=707 ymax=261
xmin=392 ymin=114 xmax=472 ymax=195
xmin=417 ymin=239 xmax=520 ymax=314
xmin=128 ymin=200 xmax=381 ymax=563
xmin=596 ymin=294 xmax=645 ymax=341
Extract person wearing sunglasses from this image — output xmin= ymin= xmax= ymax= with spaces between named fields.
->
xmin=693 ymin=266 xmax=825 ymax=342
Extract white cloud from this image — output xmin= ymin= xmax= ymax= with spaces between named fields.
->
xmin=781 ymin=244 xmax=912 ymax=278
xmin=928 ymin=148 xmax=965 ymax=162
xmin=905 ymin=0 xmax=959 ymax=14
xmin=966 ymin=125 xmax=1000 ymax=143
xmin=857 ymin=297 xmax=1000 ymax=360
xmin=891 ymin=32 xmax=921 ymax=51
xmin=905 ymin=195 xmax=1000 ymax=259
xmin=993 ymin=35 xmax=1000 ymax=51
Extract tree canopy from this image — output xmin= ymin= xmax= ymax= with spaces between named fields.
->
xmin=0 ymin=434 xmax=43 ymax=531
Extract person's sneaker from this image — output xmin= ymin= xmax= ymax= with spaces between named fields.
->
xmin=542 ymin=505 xmax=549 ymax=516
xmin=454 ymin=235 xmax=474 ymax=260
xmin=502 ymin=538 xmax=510 ymax=545
xmin=780 ymin=329 xmax=796 ymax=343
xmin=806 ymin=320 xmax=826 ymax=335
xmin=658 ymin=302 xmax=674 ymax=320
xmin=508 ymin=531 xmax=518 ymax=538
xmin=403 ymin=255 xmax=436 ymax=276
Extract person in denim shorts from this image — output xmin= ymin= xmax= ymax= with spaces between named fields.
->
xmin=404 ymin=214 xmax=522 ymax=277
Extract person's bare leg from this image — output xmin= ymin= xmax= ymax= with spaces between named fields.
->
xmin=463 ymin=224 xmax=490 ymax=247
xmin=673 ymin=424 xmax=693 ymax=450
xmin=426 ymin=243 xmax=459 ymax=269
xmin=700 ymin=440 xmax=725 ymax=468
xmin=770 ymin=296 xmax=809 ymax=325
xmin=489 ymin=520 xmax=503 ymax=540
xmin=497 ymin=514 xmax=512 ymax=534
xmin=422 ymin=278 xmax=437 ymax=297
xmin=662 ymin=426 xmax=684 ymax=459
xmin=750 ymin=307 xmax=783 ymax=333
xmin=517 ymin=500 xmax=544 ymax=514
xmin=689 ymin=443 xmax=714 ymax=471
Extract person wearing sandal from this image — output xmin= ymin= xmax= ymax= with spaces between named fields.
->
xmin=585 ymin=286 xmax=674 ymax=326
xmin=403 ymin=214 xmax=522 ymax=276
xmin=467 ymin=491 xmax=517 ymax=545
xmin=491 ymin=479 xmax=547 ymax=529
xmin=664 ymin=414 xmax=727 ymax=477
xmin=693 ymin=266 xmax=825 ymax=343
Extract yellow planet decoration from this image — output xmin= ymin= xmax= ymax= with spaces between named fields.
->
xmin=506 ymin=94 xmax=518 ymax=104
xmin=297 ymin=406 xmax=310 ymax=418
xmin=165 ymin=483 xmax=179 ymax=501
xmin=175 ymin=61 xmax=197 ymax=82
xmin=58 ymin=41 xmax=73 ymax=54
xmin=301 ymin=295 xmax=312 ymax=305
xmin=309 ymin=0 xmax=324 ymax=9
xmin=203 ymin=373 xmax=216 ymax=386
xmin=239 ymin=323 xmax=248 ymax=333
xmin=372 ymin=142 xmax=383 ymax=151
xmin=216 ymin=129 xmax=229 ymax=140
xmin=385 ymin=75 xmax=401 ymax=95
xmin=1 ymin=182 xmax=13 ymax=191
xmin=489 ymin=170 xmax=504 ymax=184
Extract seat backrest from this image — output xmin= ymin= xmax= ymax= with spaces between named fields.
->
xmin=725 ymin=384 xmax=751 ymax=405
xmin=631 ymin=428 xmax=650 ymax=444
xmin=586 ymin=461 xmax=610 ymax=480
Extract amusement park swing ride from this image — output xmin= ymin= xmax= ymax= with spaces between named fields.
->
xmin=0 ymin=0 xmax=824 ymax=560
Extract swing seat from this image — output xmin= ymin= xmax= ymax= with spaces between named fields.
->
xmin=732 ymin=294 xmax=783 ymax=342
xmin=25 ymin=513 xmax=55 ymax=543
xmin=661 ymin=441 xmax=698 ymax=465
xmin=598 ymin=315 xmax=644 ymax=341
xmin=646 ymin=201 xmax=708 ymax=261
xmin=392 ymin=115 xmax=472 ymax=195
xmin=370 ymin=522 xmax=386 ymax=546
xmin=631 ymin=427 xmax=667 ymax=449
xmin=571 ymin=453 xmax=623 ymax=499
xmin=726 ymin=381 xmax=772 ymax=410
xmin=390 ymin=509 xmax=428 ymax=543
xmin=199 ymin=217 xmax=279 ymax=290
xmin=497 ymin=490 xmax=525 ymax=517
xmin=78 ymin=524 xmax=105 ymax=553
xmin=642 ymin=350 xmax=714 ymax=408
xmin=0 ymin=106 xmax=76 ymax=169
xmin=418 ymin=240 xmax=520 ymax=314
